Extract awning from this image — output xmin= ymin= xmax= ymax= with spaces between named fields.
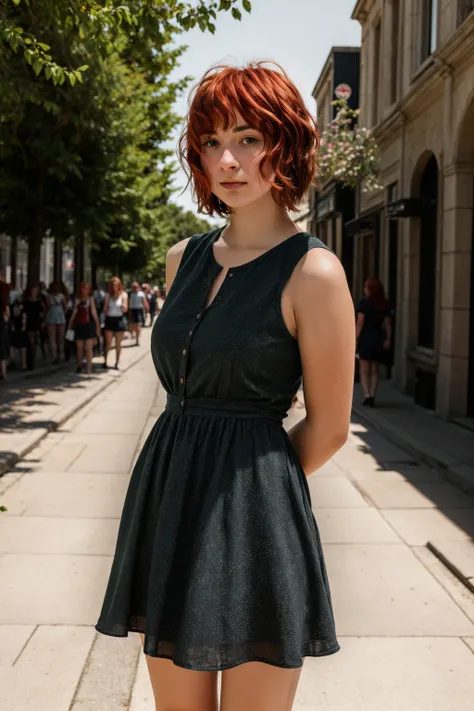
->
xmin=344 ymin=209 xmax=380 ymax=236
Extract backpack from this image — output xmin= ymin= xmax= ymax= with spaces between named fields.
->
xmin=75 ymin=299 xmax=90 ymax=325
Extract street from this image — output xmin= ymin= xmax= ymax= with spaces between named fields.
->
xmin=1 ymin=344 xmax=474 ymax=710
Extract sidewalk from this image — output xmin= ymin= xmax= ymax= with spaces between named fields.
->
xmin=352 ymin=380 xmax=474 ymax=495
xmin=0 ymin=329 xmax=152 ymax=477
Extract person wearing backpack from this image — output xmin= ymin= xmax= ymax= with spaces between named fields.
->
xmin=68 ymin=282 xmax=100 ymax=375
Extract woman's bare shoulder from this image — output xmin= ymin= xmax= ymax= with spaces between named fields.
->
xmin=166 ymin=237 xmax=191 ymax=270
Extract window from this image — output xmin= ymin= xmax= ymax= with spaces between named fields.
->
xmin=372 ymin=20 xmax=381 ymax=125
xmin=421 ymin=0 xmax=438 ymax=61
xmin=458 ymin=1 xmax=474 ymax=27
xmin=390 ymin=0 xmax=400 ymax=104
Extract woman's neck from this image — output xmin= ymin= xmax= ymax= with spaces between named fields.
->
xmin=222 ymin=196 xmax=299 ymax=250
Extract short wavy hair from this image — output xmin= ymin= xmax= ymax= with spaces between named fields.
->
xmin=178 ymin=61 xmax=320 ymax=217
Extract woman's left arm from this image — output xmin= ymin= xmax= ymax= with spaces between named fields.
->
xmin=90 ymin=298 xmax=101 ymax=333
xmin=287 ymin=249 xmax=355 ymax=476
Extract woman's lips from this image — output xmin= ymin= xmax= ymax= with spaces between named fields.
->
xmin=220 ymin=182 xmax=247 ymax=190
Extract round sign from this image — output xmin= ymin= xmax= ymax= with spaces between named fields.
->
xmin=334 ymin=83 xmax=352 ymax=100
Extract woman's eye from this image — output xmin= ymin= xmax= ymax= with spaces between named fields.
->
xmin=203 ymin=139 xmax=218 ymax=148
xmin=242 ymin=136 xmax=259 ymax=145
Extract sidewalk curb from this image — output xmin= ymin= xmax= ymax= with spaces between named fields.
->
xmin=426 ymin=542 xmax=474 ymax=595
xmin=352 ymin=404 xmax=474 ymax=495
xmin=0 ymin=348 xmax=149 ymax=477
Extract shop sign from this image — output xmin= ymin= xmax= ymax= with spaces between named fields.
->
xmin=334 ymin=83 xmax=352 ymax=100
xmin=386 ymin=198 xmax=421 ymax=218
xmin=317 ymin=192 xmax=336 ymax=219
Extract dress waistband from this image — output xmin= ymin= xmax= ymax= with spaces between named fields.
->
xmin=165 ymin=394 xmax=284 ymax=423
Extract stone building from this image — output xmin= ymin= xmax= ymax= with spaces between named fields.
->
xmin=309 ymin=46 xmax=361 ymax=291
xmin=350 ymin=0 xmax=474 ymax=420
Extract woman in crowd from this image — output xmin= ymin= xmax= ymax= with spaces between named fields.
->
xmin=356 ymin=276 xmax=392 ymax=407
xmin=103 ymin=277 xmax=128 ymax=370
xmin=0 ymin=293 xmax=9 ymax=381
xmin=68 ymin=282 xmax=101 ymax=375
xmin=9 ymin=293 xmax=28 ymax=371
xmin=129 ymin=281 xmax=148 ymax=346
xmin=45 ymin=280 xmax=67 ymax=364
xmin=23 ymin=284 xmax=46 ymax=370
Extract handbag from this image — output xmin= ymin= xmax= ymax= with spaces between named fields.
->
xmin=65 ymin=328 xmax=75 ymax=342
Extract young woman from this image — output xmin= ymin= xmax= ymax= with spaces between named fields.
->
xmin=9 ymin=294 xmax=28 ymax=371
xmin=45 ymin=280 xmax=67 ymax=364
xmin=68 ymin=282 xmax=100 ymax=375
xmin=356 ymin=277 xmax=392 ymax=407
xmin=0 ymin=296 xmax=9 ymax=381
xmin=95 ymin=62 xmax=355 ymax=711
xmin=103 ymin=277 xmax=128 ymax=369
xmin=23 ymin=285 xmax=46 ymax=370
xmin=128 ymin=281 xmax=148 ymax=345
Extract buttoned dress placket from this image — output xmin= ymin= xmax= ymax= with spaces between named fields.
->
xmin=177 ymin=263 xmax=235 ymax=412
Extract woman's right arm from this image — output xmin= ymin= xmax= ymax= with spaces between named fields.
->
xmin=68 ymin=301 xmax=78 ymax=330
xmin=165 ymin=237 xmax=191 ymax=293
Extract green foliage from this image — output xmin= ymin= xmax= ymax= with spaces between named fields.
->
xmin=0 ymin=1 xmax=251 ymax=283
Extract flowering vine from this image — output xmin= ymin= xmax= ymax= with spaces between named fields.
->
xmin=318 ymin=99 xmax=382 ymax=194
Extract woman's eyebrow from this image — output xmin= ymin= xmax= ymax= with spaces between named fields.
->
xmin=233 ymin=124 xmax=253 ymax=133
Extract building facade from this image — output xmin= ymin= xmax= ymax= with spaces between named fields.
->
xmin=309 ymin=47 xmax=361 ymax=293
xmin=351 ymin=0 xmax=474 ymax=420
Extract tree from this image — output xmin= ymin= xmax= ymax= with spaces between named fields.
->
xmin=0 ymin=0 xmax=252 ymax=283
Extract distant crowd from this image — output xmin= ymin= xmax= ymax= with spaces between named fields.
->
xmin=0 ymin=277 xmax=166 ymax=381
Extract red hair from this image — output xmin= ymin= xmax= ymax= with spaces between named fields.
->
xmin=365 ymin=277 xmax=389 ymax=311
xmin=178 ymin=62 xmax=320 ymax=217
xmin=108 ymin=277 xmax=123 ymax=295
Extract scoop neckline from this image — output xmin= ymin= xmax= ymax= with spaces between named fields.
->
xmin=209 ymin=225 xmax=306 ymax=272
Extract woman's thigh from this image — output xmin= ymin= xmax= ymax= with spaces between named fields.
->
xmin=220 ymin=661 xmax=302 ymax=711
xmin=138 ymin=634 xmax=218 ymax=711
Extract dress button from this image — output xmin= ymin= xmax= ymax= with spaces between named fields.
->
xmin=196 ymin=313 xmax=201 ymax=319
xmin=180 ymin=400 xmax=185 ymax=407
xmin=188 ymin=330 xmax=193 ymax=336
xmin=228 ymin=272 xmax=234 ymax=278
xmin=180 ymin=377 xmax=184 ymax=384
xmin=182 ymin=349 xmax=187 ymax=355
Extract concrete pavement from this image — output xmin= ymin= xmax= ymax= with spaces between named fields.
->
xmin=0 ymin=354 xmax=473 ymax=709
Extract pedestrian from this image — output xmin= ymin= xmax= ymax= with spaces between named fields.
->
xmin=356 ymin=276 xmax=392 ymax=407
xmin=147 ymin=286 xmax=157 ymax=326
xmin=45 ymin=280 xmax=67 ymax=364
xmin=64 ymin=291 xmax=75 ymax=362
xmin=23 ymin=284 xmax=46 ymax=370
xmin=129 ymin=281 xmax=148 ymax=345
xmin=68 ymin=282 xmax=101 ymax=375
xmin=103 ymin=276 xmax=128 ymax=370
xmin=9 ymin=294 xmax=27 ymax=371
xmin=95 ymin=62 xmax=355 ymax=711
xmin=0 ymin=293 xmax=9 ymax=381
xmin=156 ymin=286 xmax=165 ymax=316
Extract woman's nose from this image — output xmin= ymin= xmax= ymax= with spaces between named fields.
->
xmin=219 ymin=149 xmax=239 ymax=169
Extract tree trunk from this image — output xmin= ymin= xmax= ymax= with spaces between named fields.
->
xmin=10 ymin=236 xmax=18 ymax=288
xmin=53 ymin=237 xmax=62 ymax=283
xmin=27 ymin=230 xmax=42 ymax=286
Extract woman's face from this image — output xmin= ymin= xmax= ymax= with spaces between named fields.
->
xmin=111 ymin=279 xmax=120 ymax=292
xmin=199 ymin=110 xmax=275 ymax=211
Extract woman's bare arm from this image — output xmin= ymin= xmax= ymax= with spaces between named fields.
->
xmin=287 ymin=249 xmax=355 ymax=476
xmin=165 ymin=238 xmax=191 ymax=292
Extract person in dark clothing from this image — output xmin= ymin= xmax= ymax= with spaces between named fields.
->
xmin=23 ymin=285 xmax=46 ymax=370
xmin=0 ymin=282 xmax=10 ymax=380
xmin=356 ymin=277 xmax=392 ymax=407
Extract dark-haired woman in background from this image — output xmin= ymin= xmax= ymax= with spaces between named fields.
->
xmin=356 ymin=277 xmax=392 ymax=407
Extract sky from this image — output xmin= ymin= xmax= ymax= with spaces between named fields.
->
xmin=166 ymin=0 xmax=361 ymax=218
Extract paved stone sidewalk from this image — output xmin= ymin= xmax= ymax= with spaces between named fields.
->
xmin=0 ymin=329 xmax=152 ymax=476
xmin=352 ymin=380 xmax=474 ymax=493
xmin=0 ymin=364 xmax=473 ymax=710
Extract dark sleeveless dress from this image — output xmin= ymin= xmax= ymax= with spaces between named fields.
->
xmin=95 ymin=227 xmax=340 ymax=671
